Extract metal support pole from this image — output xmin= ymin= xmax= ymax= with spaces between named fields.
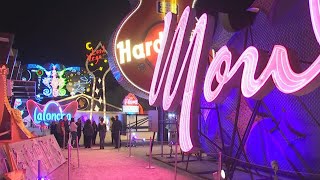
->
xmin=128 ymin=128 xmax=133 ymax=157
xmin=68 ymin=143 xmax=71 ymax=180
xmin=218 ymin=152 xmax=222 ymax=180
xmin=174 ymin=141 xmax=178 ymax=180
xmin=118 ymin=130 xmax=121 ymax=152
xmin=76 ymin=136 xmax=80 ymax=168
xmin=38 ymin=160 xmax=41 ymax=179
xmin=146 ymin=137 xmax=155 ymax=169
xmin=63 ymin=133 xmax=66 ymax=150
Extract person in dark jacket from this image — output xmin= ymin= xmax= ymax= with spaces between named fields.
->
xmin=63 ymin=115 xmax=70 ymax=148
xmin=98 ymin=117 xmax=107 ymax=149
xmin=56 ymin=119 xmax=64 ymax=148
xmin=50 ymin=121 xmax=58 ymax=143
xmin=50 ymin=121 xmax=57 ymax=135
xmin=83 ymin=119 xmax=94 ymax=148
xmin=110 ymin=116 xmax=115 ymax=145
xmin=112 ymin=115 xmax=122 ymax=148
xmin=76 ymin=118 xmax=82 ymax=145
xmin=92 ymin=120 xmax=98 ymax=145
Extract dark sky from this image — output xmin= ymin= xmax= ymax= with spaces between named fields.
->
xmin=0 ymin=0 xmax=131 ymax=66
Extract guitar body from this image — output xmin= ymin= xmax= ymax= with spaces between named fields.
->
xmin=109 ymin=0 xmax=193 ymax=99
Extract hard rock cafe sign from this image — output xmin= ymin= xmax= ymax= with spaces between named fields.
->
xmin=109 ymin=0 xmax=193 ymax=99
xmin=149 ymin=1 xmax=320 ymax=152
xmin=26 ymin=100 xmax=78 ymax=126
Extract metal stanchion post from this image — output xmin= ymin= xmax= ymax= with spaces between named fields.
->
xmin=63 ymin=133 xmax=66 ymax=150
xmin=76 ymin=136 xmax=80 ymax=168
xmin=213 ymin=152 xmax=222 ymax=180
xmin=128 ymin=128 xmax=133 ymax=157
xmin=38 ymin=160 xmax=41 ymax=179
xmin=118 ymin=130 xmax=121 ymax=152
xmin=68 ymin=144 xmax=71 ymax=180
xmin=174 ymin=141 xmax=178 ymax=180
xmin=218 ymin=152 xmax=222 ymax=180
xmin=146 ymin=137 xmax=155 ymax=169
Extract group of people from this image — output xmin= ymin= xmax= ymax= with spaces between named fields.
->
xmin=50 ymin=115 xmax=123 ymax=149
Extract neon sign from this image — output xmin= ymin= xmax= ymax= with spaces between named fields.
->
xmin=149 ymin=1 xmax=320 ymax=152
xmin=110 ymin=1 xmax=193 ymax=99
xmin=26 ymin=100 xmax=78 ymax=126
xmin=117 ymin=30 xmax=163 ymax=64
xmin=86 ymin=42 xmax=93 ymax=50
xmin=122 ymin=93 xmax=139 ymax=114
xmin=27 ymin=63 xmax=81 ymax=99
xmin=86 ymin=42 xmax=107 ymax=65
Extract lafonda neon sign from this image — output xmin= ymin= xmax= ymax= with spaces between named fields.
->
xmin=27 ymin=100 xmax=78 ymax=126
xmin=149 ymin=0 xmax=320 ymax=152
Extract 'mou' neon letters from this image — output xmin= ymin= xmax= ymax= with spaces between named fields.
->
xmin=149 ymin=0 xmax=320 ymax=152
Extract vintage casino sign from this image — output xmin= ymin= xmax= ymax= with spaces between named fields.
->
xmin=109 ymin=0 xmax=192 ymax=99
xmin=86 ymin=42 xmax=107 ymax=65
xmin=122 ymin=93 xmax=139 ymax=114
xmin=26 ymin=100 xmax=78 ymax=126
xmin=149 ymin=1 xmax=320 ymax=152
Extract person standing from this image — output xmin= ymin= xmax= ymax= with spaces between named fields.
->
xmin=110 ymin=116 xmax=115 ymax=145
xmin=58 ymin=119 xmax=65 ymax=148
xmin=50 ymin=121 xmax=56 ymax=135
xmin=92 ymin=120 xmax=98 ymax=145
xmin=112 ymin=115 xmax=122 ymax=148
xmin=83 ymin=119 xmax=94 ymax=148
xmin=63 ymin=116 xmax=70 ymax=148
xmin=50 ymin=121 xmax=58 ymax=143
xmin=76 ymin=118 xmax=82 ymax=145
xmin=98 ymin=117 xmax=107 ymax=149
xmin=70 ymin=118 xmax=78 ymax=148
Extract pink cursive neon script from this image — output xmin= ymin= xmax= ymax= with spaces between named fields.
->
xmin=149 ymin=0 xmax=320 ymax=152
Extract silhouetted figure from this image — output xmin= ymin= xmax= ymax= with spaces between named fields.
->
xmin=70 ymin=118 xmax=78 ymax=148
xmin=76 ymin=118 xmax=82 ymax=145
xmin=112 ymin=115 xmax=122 ymax=148
xmin=110 ymin=116 xmax=115 ymax=145
xmin=83 ymin=119 xmax=94 ymax=148
xmin=50 ymin=121 xmax=58 ymax=143
xmin=92 ymin=120 xmax=98 ymax=145
xmin=63 ymin=116 xmax=70 ymax=148
xmin=56 ymin=119 xmax=64 ymax=148
xmin=98 ymin=117 xmax=107 ymax=149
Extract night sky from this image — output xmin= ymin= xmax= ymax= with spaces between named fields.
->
xmin=0 ymin=0 xmax=131 ymax=66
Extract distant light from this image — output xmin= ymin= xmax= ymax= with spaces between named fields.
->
xmin=221 ymin=169 xmax=225 ymax=179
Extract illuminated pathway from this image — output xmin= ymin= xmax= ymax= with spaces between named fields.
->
xmin=48 ymin=145 xmax=202 ymax=180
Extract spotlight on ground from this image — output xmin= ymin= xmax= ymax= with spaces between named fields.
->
xmin=212 ymin=169 xmax=226 ymax=180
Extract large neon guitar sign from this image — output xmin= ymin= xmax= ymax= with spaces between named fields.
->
xmin=149 ymin=0 xmax=320 ymax=152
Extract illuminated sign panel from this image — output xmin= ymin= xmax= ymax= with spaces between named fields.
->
xmin=122 ymin=105 xmax=139 ymax=114
xmin=110 ymin=0 xmax=192 ymax=98
xmin=150 ymin=2 xmax=320 ymax=152
xmin=25 ymin=63 xmax=85 ymax=101
xmin=114 ymin=22 xmax=163 ymax=93
xmin=122 ymin=93 xmax=139 ymax=114
xmin=26 ymin=100 xmax=78 ymax=126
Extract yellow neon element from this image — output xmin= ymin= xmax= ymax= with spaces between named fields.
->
xmin=90 ymin=63 xmax=94 ymax=66
xmin=86 ymin=42 xmax=93 ymax=50
xmin=171 ymin=0 xmax=177 ymax=14
xmin=104 ymin=59 xmax=108 ymax=63
xmin=99 ymin=67 xmax=103 ymax=71
xmin=117 ymin=32 xmax=163 ymax=64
